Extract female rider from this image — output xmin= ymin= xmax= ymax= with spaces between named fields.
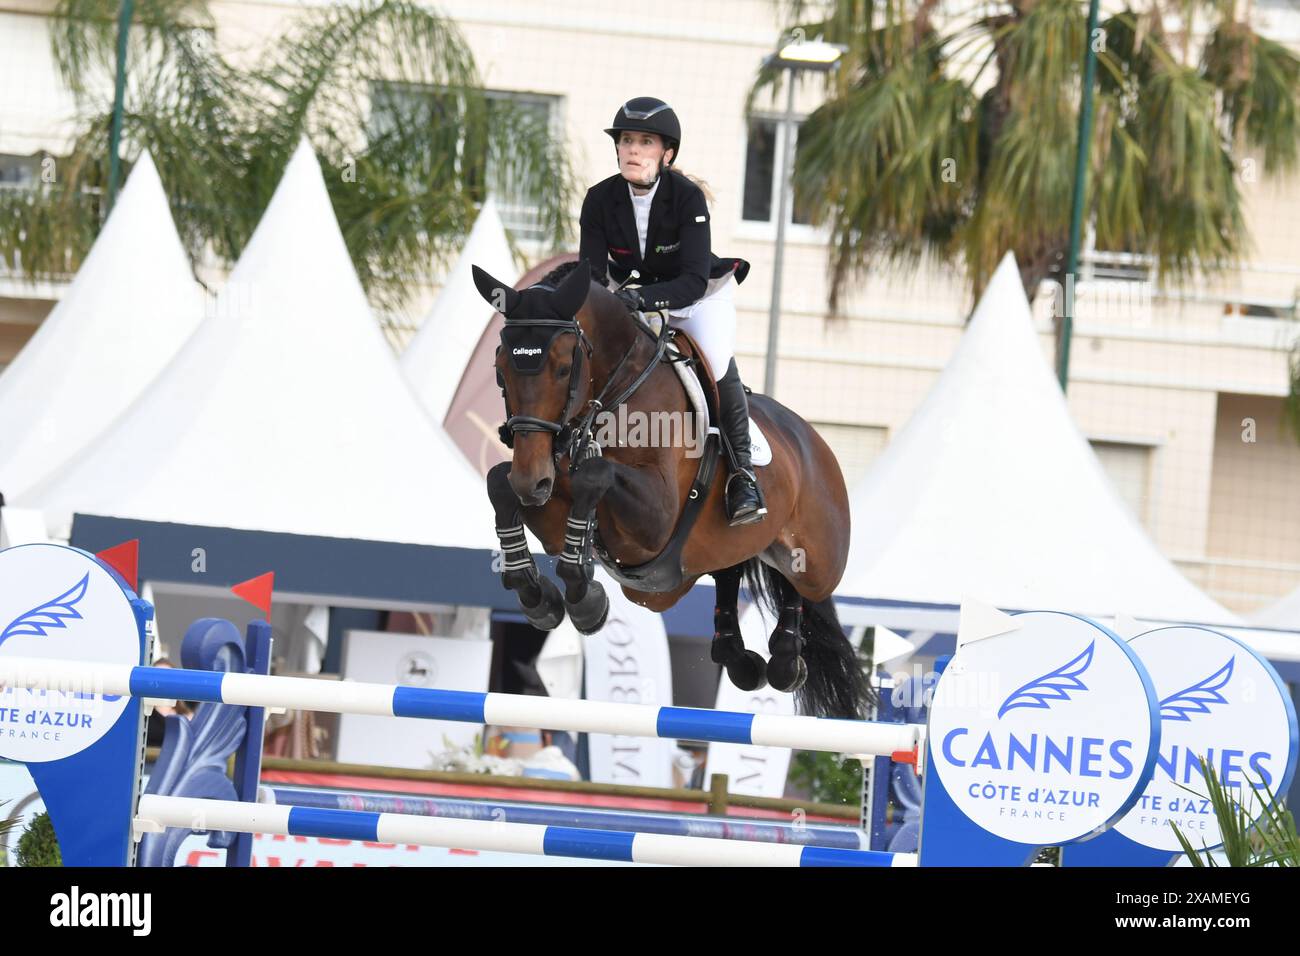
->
xmin=578 ymin=96 xmax=765 ymax=526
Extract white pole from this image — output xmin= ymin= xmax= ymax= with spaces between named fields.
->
xmin=137 ymin=795 xmax=916 ymax=867
xmin=0 ymin=656 xmax=923 ymax=757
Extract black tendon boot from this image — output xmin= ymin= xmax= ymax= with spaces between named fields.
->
xmin=716 ymin=359 xmax=767 ymax=526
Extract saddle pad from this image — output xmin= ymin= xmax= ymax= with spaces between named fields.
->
xmin=670 ymin=355 xmax=772 ymax=467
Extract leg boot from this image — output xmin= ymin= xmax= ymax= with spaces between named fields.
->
xmin=716 ymin=359 xmax=767 ymax=526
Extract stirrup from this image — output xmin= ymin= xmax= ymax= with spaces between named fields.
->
xmin=725 ymin=470 xmax=767 ymax=526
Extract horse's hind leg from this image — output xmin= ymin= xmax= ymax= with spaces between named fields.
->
xmin=487 ymin=462 xmax=565 ymax=630
xmin=710 ymin=565 xmax=767 ymax=692
xmin=768 ymin=573 xmax=809 ymax=694
xmin=554 ymin=457 xmax=613 ymax=635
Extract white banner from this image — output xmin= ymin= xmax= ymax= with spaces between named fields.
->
xmin=582 ymin=568 xmax=674 ymax=787
xmin=706 ymin=603 xmax=794 ymax=798
xmin=336 ymin=629 xmax=493 ymax=770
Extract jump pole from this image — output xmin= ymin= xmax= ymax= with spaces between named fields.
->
xmin=0 ymin=656 xmax=923 ymax=760
xmin=260 ymin=786 xmax=871 ymax=850
xmin=137 ymin=795 xmax=915 ymax=867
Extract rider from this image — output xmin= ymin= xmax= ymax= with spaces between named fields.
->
xmin=578 ymin=96 xmax=766 ymax=527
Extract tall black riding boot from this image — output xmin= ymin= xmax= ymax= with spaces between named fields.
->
xmin=716 ymin=359 xmax=767 ymax=526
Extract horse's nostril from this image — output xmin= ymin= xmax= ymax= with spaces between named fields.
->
xmin=535 ymin=478 xmax=553 ymax=498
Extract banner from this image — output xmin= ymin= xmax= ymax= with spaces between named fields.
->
xmin=336 ymin=630 xmax=492 ymax=770
xmin=706 ymin=603 xmax=795 ymax=798
xmin=582 ymin=568 xmax=674 ymax=787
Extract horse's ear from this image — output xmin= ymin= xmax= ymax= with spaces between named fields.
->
xmin=473 ymin=264 xmax=522 ymax=316
xmin=551 ymin=260 xmax=590 ymax=318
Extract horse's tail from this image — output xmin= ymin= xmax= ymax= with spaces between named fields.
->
xmin=740 ymin=559 xmax=874 ymax=719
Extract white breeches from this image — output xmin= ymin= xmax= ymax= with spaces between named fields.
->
xmin=665 ymin=274 xmax=737 ymax=382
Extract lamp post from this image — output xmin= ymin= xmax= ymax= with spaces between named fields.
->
xmin=1057 ymin=0 xmax=1102 ymax=393
xmin=761 ymin=38 xmax=844 ymax=397
xmin=106 ymin=0 xmax=135 ymax=213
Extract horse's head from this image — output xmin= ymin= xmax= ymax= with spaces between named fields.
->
xmin=472 ymin=260 xmax=592 ymax=507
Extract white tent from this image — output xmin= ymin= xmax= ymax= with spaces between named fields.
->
xmin=0 ymin=152 xmax=202 ymax=499
xmin=401 ymin=197 xmax=516 ymax=424
xmin=22 ymin=139 xmax=497 ymax=550
xmin=838 ymin=251 xmax=1237 ymax=631
xmin=1250 ymin=585 xmax=1300 ymax=629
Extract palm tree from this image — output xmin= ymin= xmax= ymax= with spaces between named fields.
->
xmin=1 ymin=0 xmax=577 ymax=316
xmin=751 ymin=0 xmax=1300 ymax=318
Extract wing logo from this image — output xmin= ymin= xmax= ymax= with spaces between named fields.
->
xmin=0 ymin=574 xmax=90 ymax=648
xmin=997 ymin=642 xmax=1094 ymax=718
xmin=1159 ymin=657 xmax=1234 ymax=723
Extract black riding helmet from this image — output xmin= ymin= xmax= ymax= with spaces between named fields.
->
xmin=604 ymin=97 xmax=681 ymax=185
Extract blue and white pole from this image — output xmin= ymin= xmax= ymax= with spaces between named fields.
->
xmin=136 ymin=795 xmax=916 ymax=867
xmin=0 ymin=657 xmax=924 ymax=758
xmin=263 ymin=787 xmax=870 ymax=850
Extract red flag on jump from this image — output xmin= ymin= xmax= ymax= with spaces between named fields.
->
xmin=232 ymin=572 xmax=274 ymax=618
xmin=95 ymin=539 xmax=139 ymax=593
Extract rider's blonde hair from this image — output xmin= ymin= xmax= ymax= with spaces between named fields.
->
xmin=667 ymin=166 xmax=715 ymax=205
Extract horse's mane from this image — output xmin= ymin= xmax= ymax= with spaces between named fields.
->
xmin=537 ymin=259 xmax=587 ymax=288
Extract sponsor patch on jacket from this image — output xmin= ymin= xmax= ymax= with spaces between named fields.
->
xmin=654 ymin=241 xmax=681 ymax=254
xmin=695 ymin=215 xmax=707 ymax=222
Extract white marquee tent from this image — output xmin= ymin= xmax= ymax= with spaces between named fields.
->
xmin=1251 ymin=585 xmax=1300 ymax=629
xmin=21 ymin=139 xmax=496 ymax=550
xmin=401 ymin=197 xmax=516 ymax=424
xmin=0 ymin=152 xmax=202 ymax=499
xmin=837 ymin=251 xmax=1239 ymax=636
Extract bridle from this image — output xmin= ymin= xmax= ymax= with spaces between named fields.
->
xmin=498 ymin=316 xmax=593 ymax=453
xmin=497 ymin=298 xmax=673 ymax=473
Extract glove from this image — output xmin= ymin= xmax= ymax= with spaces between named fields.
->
xmin=614 ymin=287 xmax=643 ymax=313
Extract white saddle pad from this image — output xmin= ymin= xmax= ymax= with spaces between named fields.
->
xmin=671 ymin=353 xmax=773 ymax=467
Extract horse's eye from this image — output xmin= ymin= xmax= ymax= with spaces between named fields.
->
xmin=557 ymin=365 xmax=571 ymax=379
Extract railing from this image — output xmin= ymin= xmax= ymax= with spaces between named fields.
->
xmin=256 ymin=757 xmax=862 ymax=821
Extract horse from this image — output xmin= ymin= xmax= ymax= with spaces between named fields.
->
xmin=472 ymin=259 xmax=869 ymax=719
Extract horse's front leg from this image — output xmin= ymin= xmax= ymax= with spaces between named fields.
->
xmin=554 ymin=456 xmax=616 ymax=634
xmin=487 ymin=461 xmax=566 ymax=630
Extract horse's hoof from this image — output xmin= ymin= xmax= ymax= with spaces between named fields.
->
xmin=767 ymin=654 xmax=807 ymax=694
xmin=568 ymin=580 xmax=609 ymax=635
xmin=725 ymin=650 xmax=768 ymax=692
xmin=520 ymin=575 xmax=566 ymax=631
xmin=710 ymin=633 xmax=743 ymax=664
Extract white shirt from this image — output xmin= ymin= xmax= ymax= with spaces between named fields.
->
xmin=628 ymin=177 xmax=659 ymax=259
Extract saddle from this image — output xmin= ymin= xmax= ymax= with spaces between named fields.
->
xmin=589 ymin=319 xmax=730 ymax=593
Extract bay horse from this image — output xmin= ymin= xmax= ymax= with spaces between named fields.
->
xmin=473 ymin=259 xmax=868 ymax=719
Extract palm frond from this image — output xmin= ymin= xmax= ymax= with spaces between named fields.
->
xmin=1171 ymin=755 xmax=1300 ymax=866
xmin=1205 ymin=23 xmax=1300 ymax=174
xmin=1136 ymin=61 xmax=1244 ymax=281
xmin=49 ymin=0 xmax=214 ymax=96
xmin=9 ymin=0 xmax=576 ymax=314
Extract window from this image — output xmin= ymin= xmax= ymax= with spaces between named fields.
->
xmin=1090 ymin=440 xmax=1154 ymax=528
xmin=0 ymin=154 xmax=39 ymax=188
xmin=368 ymin=84 xmax=561 ymax=240
xmin=811 ymin=422 xmax=889 ymax=488
xmin=481 ymin=90 xmax=558 ymax=241
xmin=742 ymin=117 xmax=816 ymax=226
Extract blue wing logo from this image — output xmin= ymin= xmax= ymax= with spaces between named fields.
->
xmin=0 ymin=573 xmax=90 ymax=647
xmin=998 ymin=642 xmax=1094 ymax=718
xmin=1160 ymin=658 xmax=1234 ymax=723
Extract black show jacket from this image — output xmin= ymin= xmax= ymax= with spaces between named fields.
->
xmin=578 ymin=169 xmax=750 ymax=311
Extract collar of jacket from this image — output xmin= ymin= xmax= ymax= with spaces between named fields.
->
xmin=613 ymin=170 xmax=673 ymax=265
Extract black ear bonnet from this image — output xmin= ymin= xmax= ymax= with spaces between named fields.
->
xmin=473 ymin=261 xmax=591 ymax=376
xmin=500 ymin=321 xmax=568 ymax=374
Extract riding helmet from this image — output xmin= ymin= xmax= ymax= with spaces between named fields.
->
xmin=604 ymin=97 xmax=681 ymax=164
